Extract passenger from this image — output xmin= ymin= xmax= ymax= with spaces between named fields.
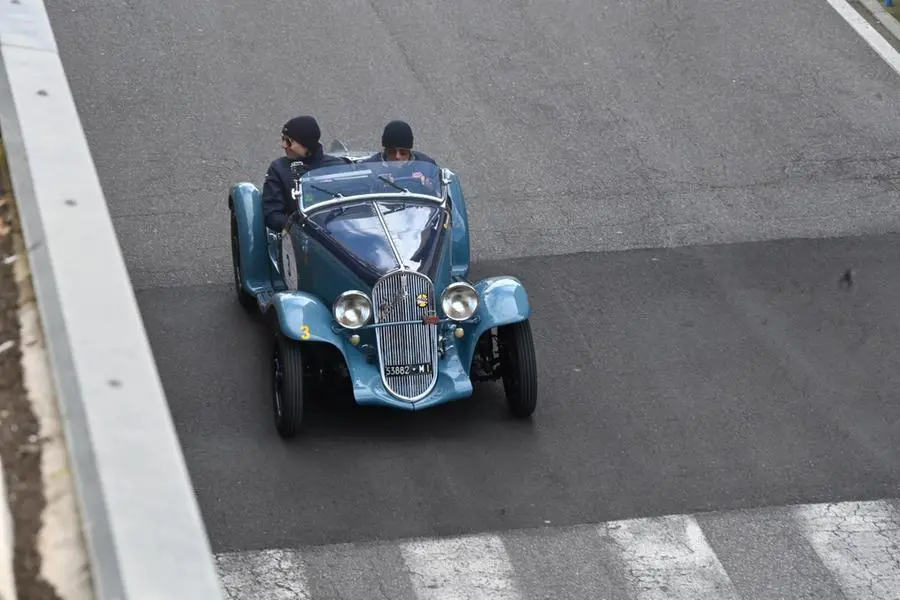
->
xmin=262 ymin=115 xmax=346 ymax=231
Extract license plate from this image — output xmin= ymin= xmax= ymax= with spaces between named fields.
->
xmin=384 ymin=363 xmax=433 ymax=377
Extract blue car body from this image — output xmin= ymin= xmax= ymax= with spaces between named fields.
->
xmin=228 ymin=144 xmax=533 ymax=414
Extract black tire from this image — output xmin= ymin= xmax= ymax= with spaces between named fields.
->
xmin=272 ymin=333 xmax=305 ymax=437
xmin=498 ymin=319 xmax=538 ymax=418
xmin=230 ymin=209 xmax=256 ymax=311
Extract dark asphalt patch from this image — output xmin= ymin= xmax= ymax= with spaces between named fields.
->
xmin=0 ymin=143 xmax=60 ymax=598
xmin=138 ymin=232 xmax=900 ymax=552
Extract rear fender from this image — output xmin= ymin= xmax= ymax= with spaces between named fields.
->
xmin=456 ymin=276 xmax=531 ymax=369
xmin=230 ymin=182 xmax=272 ymax=296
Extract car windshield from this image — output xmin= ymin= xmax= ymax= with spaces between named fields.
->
xmin=300 ymin=159 xmax=442 ymax=210
xmin=309 ymin=198 xmax=448 ymax=274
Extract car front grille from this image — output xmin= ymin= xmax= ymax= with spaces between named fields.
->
xmin=372 ymin=269 xmax=439 ymax=401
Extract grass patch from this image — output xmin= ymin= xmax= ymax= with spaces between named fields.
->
xmin=884 ymin=2 xmax=900 ymax=19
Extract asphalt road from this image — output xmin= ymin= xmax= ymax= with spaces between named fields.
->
xmin=46 ymin=0 xmax=900 ymax=569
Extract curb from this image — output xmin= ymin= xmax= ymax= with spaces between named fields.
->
xmin=858 ymin=0 xmax=900 ymax=41
xmin=9 ymin=144 xmax=94 ymax=599
xmin=2 ymin=134 xmax=92 ymax=600
xmin=0 ymin=138 xmax=20 ymax=600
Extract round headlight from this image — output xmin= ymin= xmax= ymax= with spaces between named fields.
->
xmin=333 ymin=290 xmax=372 ymax=329
xmin=441 ymin=282 xmax=479 ymax=321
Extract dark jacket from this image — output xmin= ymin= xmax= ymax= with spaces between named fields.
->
xmin=361 ymin=150 xmax=438 ymax=165
xmin=262 ymin=144 xmax=347 ymax=231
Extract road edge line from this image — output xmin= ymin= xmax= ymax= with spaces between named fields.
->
xmin=0 ymin=1 xmax=225 ymax=599
xmin=826 ymin=0 xmax=900 ymax=76
xmin=857 ymin=0 xmax=900 ymax=42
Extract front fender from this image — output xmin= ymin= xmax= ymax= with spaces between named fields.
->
xmin=456 ymin=276 xmax=532 ymax=370
xmin=230 ymin=182 xmax=272 ymax=296
xmin=270 ymin=291 xmax=347 ymax=350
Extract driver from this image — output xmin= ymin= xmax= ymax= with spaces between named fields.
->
xmin=364 ymin=120 xmax=440 ymax=194
xmin=262 ymin=115 xmax=346 ymax=231
xmin=364 ymin=120 xmax=437 ymax=165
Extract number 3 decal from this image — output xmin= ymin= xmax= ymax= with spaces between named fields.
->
xmin=300 ymin=325 xmax=311 ymax=340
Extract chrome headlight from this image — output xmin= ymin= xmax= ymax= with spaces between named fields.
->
xmin=441 ymin=282 xmax=479 ymax=321
xmin=333 ymin=290 xmax=372 ymax=329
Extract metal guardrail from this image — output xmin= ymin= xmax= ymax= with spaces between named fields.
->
xmin=0 ymin=1 xmax=225 ymax=599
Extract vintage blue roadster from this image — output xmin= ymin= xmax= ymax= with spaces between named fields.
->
xmin=228 ymin=142 xmax=538 ymax=437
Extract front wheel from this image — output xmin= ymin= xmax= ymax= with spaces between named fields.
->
xmin=272 ymin=333 xmax=306 ymax=437
xmin=498 ymin=319 xmax=538 ymax=418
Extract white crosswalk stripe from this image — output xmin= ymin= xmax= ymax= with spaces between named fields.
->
xmin=401 ymin=535 xmax=522 ymax=600
xmin=215 ymin=498 xmax=900 ymax=600
xmin=602 ymin=514 xmax=740 ymax=600
xmin=216 ymin=549 xmax=311 ymax=600
xmin=793 ymin=500 xmax=900 ymax=600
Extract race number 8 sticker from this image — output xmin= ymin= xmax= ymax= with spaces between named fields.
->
xmin=282 ymin=233 xmax=298 ymax=291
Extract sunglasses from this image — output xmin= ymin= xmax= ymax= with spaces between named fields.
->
xmin=386 ymin=148 xmax=411 ymax=159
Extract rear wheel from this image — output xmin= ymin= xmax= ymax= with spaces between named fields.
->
xmin=230 ymin=209 xmax=255 ymax=311
xmin=272 ymin=333 xmax=306 ymax=437
xmin=498 ymin=319 xmax=538 ymax=418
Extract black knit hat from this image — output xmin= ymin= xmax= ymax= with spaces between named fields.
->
xmin=282 ymin=116 xmax=321 ymax=149
xmin=381 ymin=120 xmax=414 ymax=149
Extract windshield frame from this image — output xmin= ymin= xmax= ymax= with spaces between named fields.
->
xmin=303 ymin=195 xmax=452 ymax=282
xmin=297 ymin=160 xmax=450 ymax=216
